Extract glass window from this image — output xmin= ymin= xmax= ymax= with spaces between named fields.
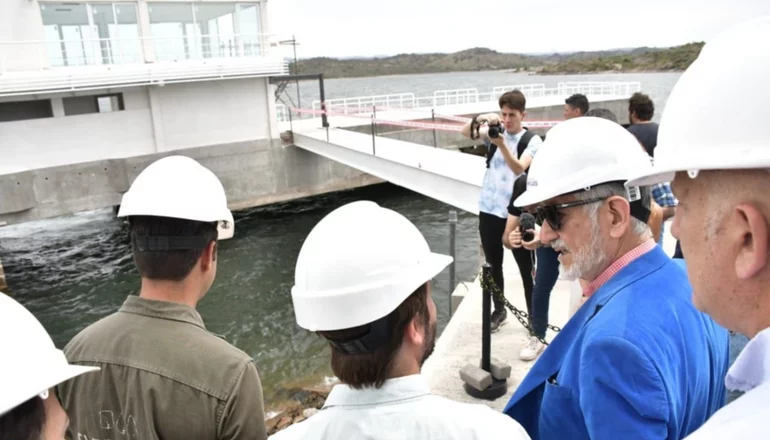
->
xmin=148 ymin=3 xmax=196 ymax=62
xmin=39 ymin=2 xmax=140 ymax=66
xmin=0 ymin=100 xmax=54 ymax=122
xmin=147 ymin=2 xmax=262 ymax=61
xmin=195 ymin=3 xmax=236 ymax=58
xmin=237 ymin=4 xmax=262 ymax=56
xmin=40 ymin=3 xmax=90 ymax=67
xmin=63 ymin=94 xmax=125 ymax=116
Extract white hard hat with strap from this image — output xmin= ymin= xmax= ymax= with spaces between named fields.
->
xmin=514 ymin=116 xmax=653 ymax=208
xmin=291 ymin=201 xmax=452 ymax=332
xmin=0 ymin=292 xmax=99 ymax=416
xmin=118 ymin=155 xmax=235 ymax=240
xmin=627 ymin=15 xmax=770 ymax=187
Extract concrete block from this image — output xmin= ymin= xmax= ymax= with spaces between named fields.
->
xmin=460 ymin=364 xmax=493 ymax=391
xmin=480 ymin=357 xmax=512 ymax=380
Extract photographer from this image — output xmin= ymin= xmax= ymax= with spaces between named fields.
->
xmin=503 ymin=173 xmax=559 ymax=361
xmin=461 ymin=90 xmax=542 ymax=332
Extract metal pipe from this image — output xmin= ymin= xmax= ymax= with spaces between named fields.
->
xmin=432 ymin=109 xmax=438 ymax=148
xmin=371 ymin=105 xmax=377 ymax=155
xmin=481 ymin=263 xmax=492 ymax=372
xmin=448 ymin=210 xmax=457 ymax=313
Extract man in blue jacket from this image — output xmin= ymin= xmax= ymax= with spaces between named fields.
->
xmin=503 ymin=116 xmax=729 ymax=440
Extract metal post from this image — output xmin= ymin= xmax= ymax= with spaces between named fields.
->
xmin=292 ymin=35 xmax=301 ymax=110
xmin=481 ymin=263 xmax=492 ymax=372
xmin=431 ymin=109 xmax=438 ymax=148
xmin=448 ymin=210 xmax=457 ymax=309
xmin=318 ymin=74 xmax=328 ymax=129
xmin=371 ymin=105 xmax=377 ymax=155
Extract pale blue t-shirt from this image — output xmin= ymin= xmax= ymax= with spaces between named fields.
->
xmin=479 ymin=129 xmax=542 ymax=218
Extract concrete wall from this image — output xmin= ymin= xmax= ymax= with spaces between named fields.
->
xmin=0 ymin=88 xmax=155 ymax=173
xmin=154 ymin=78 xmax=271 ymax=151
xmin=0 ymin=138 xmax=381 ymax=226
xmin=0 ymin=78 xmax=276 ymax=172
xmin=0 ymin=1 xmax=47 ymax=72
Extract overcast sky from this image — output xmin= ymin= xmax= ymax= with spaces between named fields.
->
xmin=268 ymin=0 xmax=770 ymax=58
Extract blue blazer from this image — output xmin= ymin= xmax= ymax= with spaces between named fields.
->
xmin=503 ymin=246 xmax=729 ymax=440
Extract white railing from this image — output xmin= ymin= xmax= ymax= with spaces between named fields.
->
xmin=312 ymin=93 xmax=416 ymax=114
xmin=0 ymin=33 xmax=272 ymax=72
xmin=432 ymin=88 xmax=479 ymax=106
xmin=557 ymin=81 xmax=641 ymax=97
xmin=302 ymin=81 xmax=641 ymax=120
xmin=492 ymin=83 xmax=547 ymax=97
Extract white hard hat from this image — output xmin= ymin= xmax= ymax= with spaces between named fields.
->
xmin=0 ymin=292 xmax=99 ymax=416
xmin=514 ymin=117 xmax=652 ymax=207
xmin=291 ymin=201 xmax=453 ymax=331
xmin=118 ymin=156 xmax=235 ymax=240
xmin=627 ymin=15 xmax=770 ymax=187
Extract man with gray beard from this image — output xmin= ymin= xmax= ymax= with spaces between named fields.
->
xmin=502 ymin=117 xmax=729 ymax=440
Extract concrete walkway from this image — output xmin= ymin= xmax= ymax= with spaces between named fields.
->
xmin=422 ymin=228 xmax=678 ymax=411
xmin=422 ymin=247 xmax=575 ymax=411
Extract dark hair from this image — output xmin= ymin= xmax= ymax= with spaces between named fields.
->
xmin=498 ymin=90 xmax=526 ymax=112
xmin=585 ymin=108 xmax=618 ymax=123
xmin=319 ymin=283 xmax=431 ymax=389
xmin=130 ymin=216 xmax=218 ymax=281
xmin=629 ymin=92 xmax=654 ymax=121
xmin=0 ymin=396 xmax=46 ymax=440
xmin=565 ymin=94 xmax=589 ymax=115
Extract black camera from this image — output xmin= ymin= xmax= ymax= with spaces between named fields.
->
xmin=520 ymin=213 xmax=536 ymax=242
xmin=487 ymin=123 xmax=505 ymax=138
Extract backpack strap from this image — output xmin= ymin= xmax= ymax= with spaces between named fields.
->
xmin=485 ymin=129 xmax=539 ymax=170
xmin=485 ymin=141 xmax=497 ymax=169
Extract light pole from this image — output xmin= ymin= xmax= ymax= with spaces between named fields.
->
xmin=278 ymin=35 xmax=301 ymax=109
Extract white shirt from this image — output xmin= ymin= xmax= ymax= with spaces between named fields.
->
xmin=270 ymin=375 xmax=530 ymax=440
xmin=685 ymin=327 xmax=770 ymax=439
xmin=479 ymin=129 xmax=542 ymax=219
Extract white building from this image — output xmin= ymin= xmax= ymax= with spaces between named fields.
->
xmin=0 ymin=0 xmax=287 ymax=174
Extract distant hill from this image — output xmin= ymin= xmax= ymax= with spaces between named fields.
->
xmin=291 ymin=43 xmax=704 ymax=79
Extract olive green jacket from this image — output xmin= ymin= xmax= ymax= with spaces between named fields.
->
xmin=58 ymin=296 xmax=267 ymax=440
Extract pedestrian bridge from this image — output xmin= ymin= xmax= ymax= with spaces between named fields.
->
xmin=290 ymin=81 xmax=640 ymax=213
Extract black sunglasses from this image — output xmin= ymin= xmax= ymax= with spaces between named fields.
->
xmin=535 ymin=197 xmax=606 ymax=231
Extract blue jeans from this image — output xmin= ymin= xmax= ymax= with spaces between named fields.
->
xmin=531 ymin=246 xmax=560 ymax=339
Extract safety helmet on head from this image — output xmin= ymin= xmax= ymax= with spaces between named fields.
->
xmin=291 ymin=201 xmax=453 ymax=332
xmin=627 ymin=15 xmax=770 ymax=187
xmin=118 ymin=156 xmax=234 ymax=240
xmin=0 ymin=292 xmax=99 ymax=416
xmin=514 ymin=116 xmax=652 ymax=208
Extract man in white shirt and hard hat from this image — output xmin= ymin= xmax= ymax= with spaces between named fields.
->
xmin=627 ymin=15 xmax=770 ymax=440
xmin=58 ymin=156 xmax=268 ymax=440
xmin=502 ymin=116 xmax=729 ymax=440
xmin=0 ymin=292 xmax=99 ymax=440
xmin=273 ymin=201 xmax=530 ymax=440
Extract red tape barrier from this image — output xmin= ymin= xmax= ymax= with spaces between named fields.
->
xmin=290 ymin=107 xmax=563 ymax=132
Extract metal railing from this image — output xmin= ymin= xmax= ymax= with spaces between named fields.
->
xmin=0 ymin=32 xmax=272 ymax=72
xmin=556 ymin=81 xmax=641 ymax=97
xmin=311 ymin=93 xmax=416 ymax=114
xmin=298 ymin=81 xmax=642 ymax=122
xmin=492 ymin=83 xmax=547 ymax=97
xmin=432 ymin=88 xmax=479 ymax=106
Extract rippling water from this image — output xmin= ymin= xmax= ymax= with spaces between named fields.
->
xmin=0 ymin=183 xmax=481 ymax=408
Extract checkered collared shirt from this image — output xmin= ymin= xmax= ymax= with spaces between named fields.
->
xmin=652 ymin=182 xmax=677 ymax=208
xmin=583 ymin=239 xmax=658 ymax=297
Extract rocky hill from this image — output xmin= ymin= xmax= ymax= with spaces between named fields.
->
xmin=291 ymin=43 xmax=704 ymax=78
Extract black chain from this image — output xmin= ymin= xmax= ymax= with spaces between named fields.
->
xmin=479 ymin=270 xmax=561 ymax=347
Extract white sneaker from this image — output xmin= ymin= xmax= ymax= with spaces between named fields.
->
xmin=519 ymin=336 xmax=545 ymax=361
